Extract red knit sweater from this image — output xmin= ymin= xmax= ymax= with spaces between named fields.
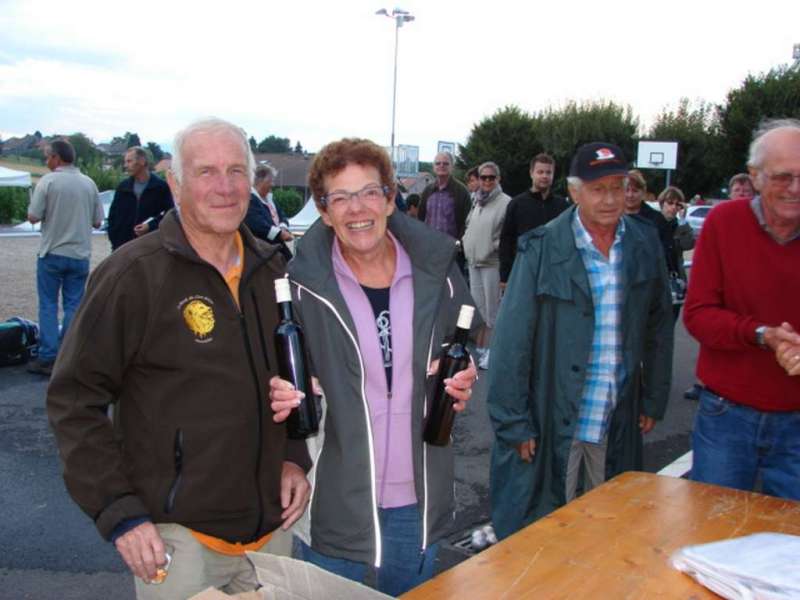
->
xmin=683 ymin=199 xmax=800 ymax=411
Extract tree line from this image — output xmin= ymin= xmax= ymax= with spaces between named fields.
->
xmin=457 ymin=66 xmax=800 ymax=198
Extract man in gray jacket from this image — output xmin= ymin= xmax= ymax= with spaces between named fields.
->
xmin=487 ymin=143 xmax=673 ymax=540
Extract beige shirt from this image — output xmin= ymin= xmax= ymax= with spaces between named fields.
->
xmin=28 ymin=165 xmax=103 ymax=260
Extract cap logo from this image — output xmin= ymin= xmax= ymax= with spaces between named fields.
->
xmin=595 ymin=148 xmax=616 ymax=161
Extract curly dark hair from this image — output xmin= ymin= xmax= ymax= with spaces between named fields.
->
xmin=308 ymin=138 xmax=396 ymax=209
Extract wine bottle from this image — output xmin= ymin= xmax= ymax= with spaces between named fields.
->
xmin=273 ymin=278 xmax=319 ymax=439
xmin=423 ymin=305 xmax=475 ymax=446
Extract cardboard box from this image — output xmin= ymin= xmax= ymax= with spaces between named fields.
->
xmin=188 ymin=551 xmax=391 ymax=600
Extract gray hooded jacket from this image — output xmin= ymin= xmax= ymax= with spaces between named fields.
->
xmin=287 ymin=211 xmax=481 ymax=566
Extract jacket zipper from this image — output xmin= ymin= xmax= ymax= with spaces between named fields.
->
xmin=421 ymin=326 xmax=435 ymax=553
xmin=294 ymin=282 xmax=383 ymax=567
xmin=239 ymin=310 xmax=266 ymax=541
xmin=164 ymin=428 xmax=184 ymax=514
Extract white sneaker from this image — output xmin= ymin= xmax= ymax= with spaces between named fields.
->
xmin=471 ymin=528 xmax=488 ymax=550
xmin=478 ymin=349 xmax=490 ymax=370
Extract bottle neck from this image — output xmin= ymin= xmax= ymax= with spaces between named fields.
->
xmin=278 ymin=300 xmax=294 ymax=322
xmin=452 ymin=325 xmax=470 ymax=345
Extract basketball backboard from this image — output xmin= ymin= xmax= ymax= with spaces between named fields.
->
xmin=636 ymin=141 xmax=678 ymax=170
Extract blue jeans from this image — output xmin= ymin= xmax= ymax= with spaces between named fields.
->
xmin=300 ymin=504 xmax=438 ymax=597
xmin=36 ymin=254 xmax=89 ymax=362
xmin=691 ymin=388 xmax=800 ymax=500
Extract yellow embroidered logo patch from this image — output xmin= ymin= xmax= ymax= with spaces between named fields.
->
xmin=182 ymin=299 xmax=215 ymax=340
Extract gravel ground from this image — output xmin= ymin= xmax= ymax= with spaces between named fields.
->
xmin=0 ymin=234 xmax=111 ymax=322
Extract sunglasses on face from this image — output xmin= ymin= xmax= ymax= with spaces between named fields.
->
xmin=434 ymin=161 xmax=450 ymax=167
xmin=479 ymin=174 xmax=497 ymax=181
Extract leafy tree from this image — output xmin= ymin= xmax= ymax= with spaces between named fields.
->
xmin=646 ymin=99 xmax=723 ymax=197
xmin=111 ymin=132 xmax=142 ymax=149
xmin=537 ymin=100 xmax=639 ymax=195
xmin=418 ymin=160 xmax=433 ymax=175
xmin=147 ymin=142 xmax=164 ymax=162
xmin=69 ymin=132 xmax=102 ymax=164
xmin=126 ymin=132 xmax=142 ymax=148
xmin=249 ymin=136 xmax=258 ymax=153
xmin=294 ymin=141 xmax=304 ymax=154
xmin=458 ymin=105 xmax=541 ymax=196
xmin=256 ymin=135 xmax=291 ymax=154
xmin=0 ymin=187 xmax=29 ymax=223
xmin=273 ymin=187 xmax=304 ymax=218
xmin=81 ymin=160 xmax=125 ymax=191
xmin=716 ymin=66 xmax=800 ymax=178
xmin=458 ymin=101 xmax=639 ymax=197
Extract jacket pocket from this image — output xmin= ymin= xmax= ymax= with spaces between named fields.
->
xmin=164 ymin=428 xmax=184 ymax=514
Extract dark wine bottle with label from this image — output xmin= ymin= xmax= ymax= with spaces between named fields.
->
xmin=273 ymin=278 xmax=319 ymax=439
xmin=423 ymin=305 xmax=475 ymax=446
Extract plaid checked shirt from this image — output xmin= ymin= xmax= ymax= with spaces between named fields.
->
xmin=571 ymin=210 xmax=625 ymax=443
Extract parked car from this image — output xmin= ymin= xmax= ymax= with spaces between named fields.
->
xmin=683 ymin=205 xmax=712 ymax=237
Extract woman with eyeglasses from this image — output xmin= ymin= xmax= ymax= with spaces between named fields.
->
xmin=461 ymin=161 xmax=511 ymax=370
xmin=657 ymin=186 xmax=695 ymax=321
xmin=268 ymin=138 xmax=479 ymax=596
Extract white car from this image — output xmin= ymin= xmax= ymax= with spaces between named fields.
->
xmin=683 ymin=205 xmax=712 ymax=237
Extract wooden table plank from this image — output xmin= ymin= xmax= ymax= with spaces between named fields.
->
xmin=402 ymin=472 xmax=800 ymax=599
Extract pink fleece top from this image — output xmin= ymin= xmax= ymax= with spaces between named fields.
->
xmin=332 ymin=233 xmax=417 ymax=508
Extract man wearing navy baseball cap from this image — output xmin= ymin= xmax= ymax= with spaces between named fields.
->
xmin=487 ymin=142 xmax=674 ymax=539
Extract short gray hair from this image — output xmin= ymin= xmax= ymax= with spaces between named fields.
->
xmin=747 ymin=118 xmax=800 ymax=170
xmin=478 ymin=161 xmax=500 ymax=177
xmin=171 ymin=117 xmax=255 ymax=184
xmin=254 ymin=163 xmax=277 ymax=183
xmin=566 ymin=176 xmax=582 ymax=190
xmin=126 ymin=146 xmax=149 ymax=166
xmin=435 ymin=151 xmax=454 ymax=165
xmin=567 ymin=175 xmax=629 ymax=191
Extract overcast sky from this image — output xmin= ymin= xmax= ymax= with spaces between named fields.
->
xmin=1 ymin=0 xmax=798 ymax=161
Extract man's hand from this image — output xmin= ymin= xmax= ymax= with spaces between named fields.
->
xmin=280 ymin=229 xmax=294 ymax=242
xmin=114 ymin=521 xmax=166 ymax=583
xmin=133 ymin=222 xmax=151 ymax=237
xmin=763 ymin=322 xmax=800 ymax=351
xmin=639 ymin=414 xmax=656 ymax=434
xmin=499 ymin=281 xmax=507 ymax=292
xmin=427 ymin=359 xmax=478 ymax=412
xmin=776 ymin=341 xmax=800 ymax=376
xmin=280 ymin=461 xmax=311 ymax=530
xmin=516 ymin=439 xmax=536 ymax=462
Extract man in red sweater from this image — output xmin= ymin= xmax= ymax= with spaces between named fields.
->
xmin=684 ymin=119 xmax=800 ymax=500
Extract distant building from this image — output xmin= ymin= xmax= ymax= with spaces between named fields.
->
xmin=399 ymin=172 xmax=434 ymax=195
xmin=253 ymin=152 xmax=314 ymax=199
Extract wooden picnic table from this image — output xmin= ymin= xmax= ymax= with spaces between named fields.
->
xmin=402 ymin=471 xmax=800 ymax=599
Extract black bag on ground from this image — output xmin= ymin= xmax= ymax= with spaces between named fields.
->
xmin=0 ymin=318 xmax=39 ymax=366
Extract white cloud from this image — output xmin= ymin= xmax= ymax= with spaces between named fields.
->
xmin=1 ymin=0 xmax=798 ymax=159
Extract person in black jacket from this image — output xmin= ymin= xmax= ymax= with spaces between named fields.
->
xmin=624 ymin=169 xmax=672 ymax=248
xmin=107 ymin=147 xmax=174 ymax=250
xmin=498 ymin=153 xmax=569 ymax=287
xmin=243 ymin=164 xmax=293 ymax=261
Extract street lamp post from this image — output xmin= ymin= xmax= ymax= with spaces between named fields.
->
xmin=376 ymin=8 xmax=415 ymax=167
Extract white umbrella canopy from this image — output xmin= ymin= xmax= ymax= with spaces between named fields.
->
xmin=0 ymin=166 xmax=32 ymax=188
xmin=288 ymin=197 xmax=320 ymax=235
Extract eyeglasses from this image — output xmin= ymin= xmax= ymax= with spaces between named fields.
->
xmin=321 ymin=184 xmax=389 ymax=209
xmin=479 ymin=174 xmax=497 ymax=181
xmin=434 ymin=161 xmax=451 ymax=167
xmin=764 ymin=171 xmax=800 ymax=187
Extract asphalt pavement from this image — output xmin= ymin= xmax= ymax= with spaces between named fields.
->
xmin=0 ymin=319 xmax=700 ymax=600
